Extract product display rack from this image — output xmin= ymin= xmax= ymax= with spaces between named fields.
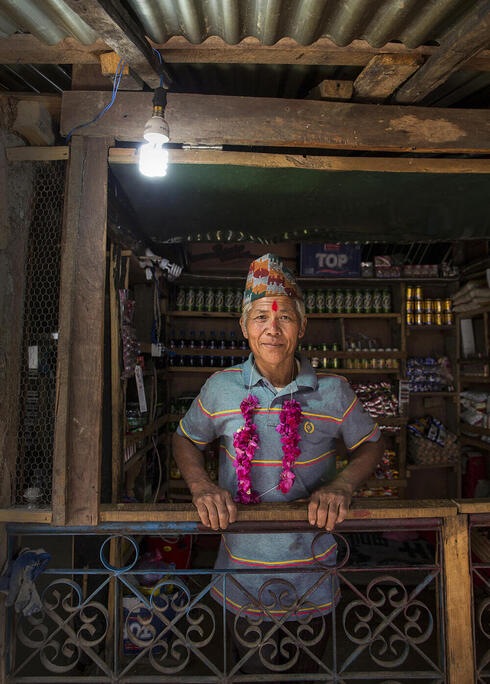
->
xmin=110 ymin=257 xmax=465 ymax=503
xmin=457 ymin=307 xmax=490 ymax=458
xmin=404 ymin=278 xmax=461 ymax=497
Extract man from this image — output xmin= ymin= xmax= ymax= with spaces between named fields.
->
xmin=173 ymin=253 xmax=384 ymax=672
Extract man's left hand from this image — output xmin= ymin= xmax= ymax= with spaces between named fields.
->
xmin=308 ymin=483 xmax=353 ymax=531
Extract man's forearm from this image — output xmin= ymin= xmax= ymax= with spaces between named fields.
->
xmin=172 ymin=433 xmax=214 ymax=495
xmin=333 ymin=436 xmax=385 ymax=494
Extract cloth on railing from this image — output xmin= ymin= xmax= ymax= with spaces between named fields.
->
xmin=0 ymin=548 xmax=50 ymax=616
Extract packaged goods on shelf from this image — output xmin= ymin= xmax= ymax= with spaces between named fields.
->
xmin=303 ymin=286 xmax=391 ymax=314
xmin=402 ymin=264 xmax=438 ymax=278
xmin=119 ymin=290 xmax=141 ymax=378
xmin=174 ymin=285 xmax=243 ymax=313
xmin=374 ymin=255 xmax=401 ymax=279
xmin=407 ymin=357 xmax=454 ymax=392
xmin=375 ymin=450 xmax=399 ymax=480
xmin=460 ymin=390 xmax=490 ymax=442
xmin=405 ymin=285 xmax=453 ymax=326
xmin=351 ymin=382 xmax=399 ymax=417
xmin=452 ymin=280 xmax=490 ymax=312
xmin=355 ymin=486 xmax=399 ymax=497
xmin=408 ymin=416 xmax=459 ymax=465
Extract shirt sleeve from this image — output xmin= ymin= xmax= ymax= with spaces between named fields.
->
xmin=175 ymin=376 xmax=217 ymax=451
xmin=339 ymin=381 xmax=381 ymax=451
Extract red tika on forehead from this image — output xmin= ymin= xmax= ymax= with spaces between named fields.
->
xmin=272 ymin=300 xmax=278 ymax=311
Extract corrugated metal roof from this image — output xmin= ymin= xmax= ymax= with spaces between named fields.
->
xmin=127 ymin=0 xmax=470 ymax=49
xmin=0 ymin=0 xmax=97 ymax=45
xmin=0 ymin=0 xmax=476 ymax=49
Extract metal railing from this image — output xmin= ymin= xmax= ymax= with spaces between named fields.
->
xmin=5 ymin=518 xmax=447 ymax=682
xmin=470 ymin=513 xmax=490 ymax=684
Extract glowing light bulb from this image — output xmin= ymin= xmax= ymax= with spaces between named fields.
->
xmin=138 ymin=110 xmax=169 ymax=178
xmin=139 ymin=140 xmax=168 ymax=177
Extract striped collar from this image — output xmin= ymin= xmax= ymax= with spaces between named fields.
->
xmin=242 ymin=353 xmax=318 ymax=392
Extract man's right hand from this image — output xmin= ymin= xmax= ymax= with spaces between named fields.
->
xmin=190 ymin=482 xmax=237 ymax=530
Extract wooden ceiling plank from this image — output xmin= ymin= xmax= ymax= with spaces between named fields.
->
xmin=1 ymin=34 xmax=490 ymax=72
xmin=108 ymin=147 xmax=490 ymax=174
xmin=306 ymin=80 xmax=353 ymax=101
xmin=0 ymin=35 xmax=107 ymax=64
xmin=61 ymin=90 xmax=490 ymax=154
xmin=394 ymin=0 xmax=490 ymax=104
xmin=63 ymin=0 xmax=162 ymax=88
xmin=353 ymin=53 xmax=422 ymax=103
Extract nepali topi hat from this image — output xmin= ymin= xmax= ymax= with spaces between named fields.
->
xmin=243 ymin=253 xmax=302 ymax=307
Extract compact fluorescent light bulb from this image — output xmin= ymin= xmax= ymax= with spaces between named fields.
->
xmin=139 ymin=112 xmax=169 ymax=178
xmin=139 ymin=140 xmax=168 ymax=177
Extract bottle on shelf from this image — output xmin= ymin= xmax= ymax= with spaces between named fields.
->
xmin=209 ymin=331 xmax=217 ymax=366
xmin=229 ymin=331 xmax=237 ymax=350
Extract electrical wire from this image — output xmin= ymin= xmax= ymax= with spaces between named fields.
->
xmin=65 ymin=58 xmax=126 ymax=142
xmin=152 ymin=47 xmax=164 ymax=88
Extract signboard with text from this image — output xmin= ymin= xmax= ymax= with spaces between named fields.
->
xmin=300 ymin=243 xmax=361 ymax=277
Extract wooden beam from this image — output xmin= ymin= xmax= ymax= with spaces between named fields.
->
xmin=0 ymin=35 xmax=106 ymax=64
xmin=13 ymin=100 xmax=55 ymax=146
xmin=63 ymin=0 xmax=162 ymax=88
xmin=395 ymin=0 xmax=490 ymax=104
xmin=0 ymin=93 xmax=61 ymax=123
xmin=109 ymin=147 xmax=490 ymax=174
xmin=442 ymin=515 xmax=475 ymax=683
xmin=0 ymin=509 xmax=53 ymax=523
xmin=306 ymin=79 xmax=353 ymax=101
xmin=7 ymin=146 xmax=69 ymax=162
xmin=100 ymin=499 xmax=458 ymax=522
xmin=150 ymin=36 xmax=490 ymax=72
xmin=2 ymin=34 xmax=490 ymax=71
xmin=353 ymin=53 xmax=422 ymax=103
xmin=62 ymin=91 xmax=490 ymax=154
xmin=52 ymin=135 xmax=112 ymax=526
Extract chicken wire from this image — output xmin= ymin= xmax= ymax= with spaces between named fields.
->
xmin=15 ymin=160 xmax=65 ymax=507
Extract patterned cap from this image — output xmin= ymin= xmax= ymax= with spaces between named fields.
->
xmin=243 ymin=253 xmax=302 ymax=306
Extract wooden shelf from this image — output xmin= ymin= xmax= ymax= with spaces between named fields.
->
xmin=460 ymin=424 xmax=490 ymax=437
xmin=455 ymin=307 xmax=490 ymax=318
xmin=406 ymin=325 xmax=455 ymax=332
xmin=302 ymin=350 xmax=405 ymax=359
xmin=307 ymin=313 xmax=400 ymax=319
xmin=172 ymin=347 xmax=248 ymax=356
xmin=409 ymin=391 xmax=457 ymax=397
xmin=169 ymin=310 xmax=240 ymax=318
xmin=460 ymin=375 xmax=490 ymax=384
xmin=377 ymin=416 xmax=408 ymax=426
xmin=460 ymin=436 xmax=490 ymax=451
xmin=407 ymin=462 xmax=459 ymax=470
xmin=167 ymin=366 xmax=401 ymax=375
xmin=125 ymin=416 xmax=166 ymax=446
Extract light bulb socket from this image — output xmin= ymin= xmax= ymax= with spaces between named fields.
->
xmin=152 ymin=86 xmax=167 ymax=110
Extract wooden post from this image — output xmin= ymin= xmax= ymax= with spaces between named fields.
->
xmin=109 ymin=244 xmax=122 ymax=504
xmin=442 ymin=514 xmax=475 ymax=683
xmin=52 ymin=135 xmax=113 ymax=526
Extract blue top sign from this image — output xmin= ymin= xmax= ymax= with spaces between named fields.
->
xmin=300 ymin=243 xmax=361 ymax=277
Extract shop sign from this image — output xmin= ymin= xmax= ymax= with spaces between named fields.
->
xmin=300 ymin=243 xmax=361 ymax=277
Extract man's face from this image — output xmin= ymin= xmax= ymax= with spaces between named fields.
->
xmin=240 ymin=296 xmax=306 ymax=368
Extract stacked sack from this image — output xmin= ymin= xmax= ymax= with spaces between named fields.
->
xmin=461 ymin=390 xmax=490 ymax=443
xmin=453 ymin=280 xmax=490 ymax=313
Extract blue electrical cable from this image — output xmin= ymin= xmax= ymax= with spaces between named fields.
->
xmin=65 ymin=58 xmax=126 ymax=142
xmin=152 ymin=47 xmax=164 ymax=88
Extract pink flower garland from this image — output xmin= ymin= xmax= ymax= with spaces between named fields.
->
xmin=275 ymin=399 xmax=303 ymax=494
xmin=232 ymin=395 xmax=302 ymax=503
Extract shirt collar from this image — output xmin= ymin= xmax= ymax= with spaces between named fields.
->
xmin=242 ymin=353 xmax=318 ymax=392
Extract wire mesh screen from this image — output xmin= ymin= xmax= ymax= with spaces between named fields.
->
xmin=15 ymin=161 xmax=66 ymax=507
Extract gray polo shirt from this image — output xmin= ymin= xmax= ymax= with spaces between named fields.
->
xmin=177 ymin=354 xmax=380 ymax=619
